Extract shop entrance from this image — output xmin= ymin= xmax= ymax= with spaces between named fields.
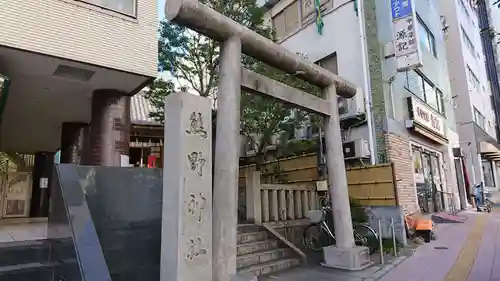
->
xmin=412 ymin=145 xmax=445 ymax=213
xmin=0 ymin=153 xmax=34 ymax=219
xmin=0 ymin=152 xmax=52 ymax=221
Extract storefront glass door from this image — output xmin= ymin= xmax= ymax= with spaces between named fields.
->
xmin=2 ymin=172 xmax=32 ymax=218
xmin=412 ymin=145 xmax=443 ymax=213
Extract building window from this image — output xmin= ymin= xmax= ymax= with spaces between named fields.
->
xmin=272 ymin=0 xmax=332 ymax=41
xmin=272 ymin=1 xmax=300 ymax=41
xmin=404 ymin=70 xmax=445 ymax=114
xmin=316 ymin=53 xmax=338 ymax=74
xmin=474 ymin=107 xmax=486 ymax=129
xmin=467 ymin=66 xmax=481 ymax=92
xmin=459 ymin=0 xmax=471 ymax=20
xmin=436 ymin=89 xmax=445 ymax=114
xmin=461 ymin=26 xmax=476 ymax=58
xmin=482 ymin=160 xmax=495 ymax=187
xmin=77 ymin=0 xmax=136 ymax=16
xmin=417 ymin=16 xmax=437 ymax=57
xmin=301 ymin=0 xmax=330 ymax=23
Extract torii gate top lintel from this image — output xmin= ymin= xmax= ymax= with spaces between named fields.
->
xmin=165 ymin=0 xmax=358 ymax=98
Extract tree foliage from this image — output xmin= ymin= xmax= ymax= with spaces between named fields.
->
xmin=144 ymin=79 xmax=176 ymax=123
xmin=152 ymin=0 xmax=320 ymax=168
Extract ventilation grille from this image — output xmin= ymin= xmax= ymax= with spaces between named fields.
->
xmin=53 ymin=65 xmax=95 ymax=82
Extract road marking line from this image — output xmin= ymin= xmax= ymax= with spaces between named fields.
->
xmin=444 ymin=214 xmax=488 ymax=281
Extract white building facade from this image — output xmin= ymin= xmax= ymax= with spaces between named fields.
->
xmin=0 ymin=0 xmax=157 ymax=219
xmin=440 ymin=0 xmax=499 ymax=202
xmin=265 ymin=0 xmax=462 ymax=213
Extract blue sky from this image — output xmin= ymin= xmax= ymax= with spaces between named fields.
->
xmin=158 ymin=0 xmax=166 ymax=21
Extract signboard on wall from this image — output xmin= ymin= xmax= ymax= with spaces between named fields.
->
xmin=407 ymin=96 xmax=445 ymax=137
xmin=390 ymin=0 xmax=423 ymax=71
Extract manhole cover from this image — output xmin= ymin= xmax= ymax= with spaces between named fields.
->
xmin=434 ymin=246 xmax=448 ymax=250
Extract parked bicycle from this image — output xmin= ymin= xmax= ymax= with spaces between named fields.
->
xmin=303 ymin=203 xmax=380 ymax=254
xmin=485 ymin=198 xmax=492 ymax=213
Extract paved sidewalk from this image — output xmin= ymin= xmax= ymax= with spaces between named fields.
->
xmin=261 ymin=211 xmax=500 ymax=281
xmin=467 ymin=212 xmax=500 ymax=281
xmin=379 ymin=211 xmax=500 ymax=281
xmin=378 ymin=212 xmax=485 ymax=281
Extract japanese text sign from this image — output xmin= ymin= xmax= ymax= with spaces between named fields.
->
xmin=391 ymin=0 xmax=412 ymax=20
xmin=393 ymin=16 xmax=417 ymax=57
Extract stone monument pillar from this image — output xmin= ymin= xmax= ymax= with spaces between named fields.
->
xmin=161 ymin=92 xmax=212 ymax=281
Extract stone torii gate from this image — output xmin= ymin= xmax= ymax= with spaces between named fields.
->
xmin=163 ymin=0 xmax=370 ymax=280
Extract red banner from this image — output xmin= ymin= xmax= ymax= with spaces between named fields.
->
xmin=147 ymin=155 xmax=157 ymax=168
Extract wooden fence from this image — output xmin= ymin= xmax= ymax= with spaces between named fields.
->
xmin=346 ymin=163 xmax=398 ymax=206
xmin=239 ymin=154 xmax=398 ymax=211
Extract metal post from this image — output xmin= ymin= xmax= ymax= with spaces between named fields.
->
xmin=378 ymin=220 xmax=384 ymax=264
xmin=213 ymin=36 xmax=242 ymax=281
xmin=391 ymin=218 xmax=397 ymax=256
xmin=324 ymin=84 xmax=355 ymax=248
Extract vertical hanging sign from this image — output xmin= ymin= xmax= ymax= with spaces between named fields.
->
xmin=391 ymin=0 xmax=422 ymax=71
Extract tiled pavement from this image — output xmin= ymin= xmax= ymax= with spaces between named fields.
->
xmin=467 ymin=212 xmax=500 ymax=281
xmin=261 ymin=210 xmax=500 ymax=281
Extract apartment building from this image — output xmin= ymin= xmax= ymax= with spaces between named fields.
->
xmin=439 ymin=0 xmax=499 ymax=207
xmin=477 ymin=0 xmax=500 ymax=195
xmin=0 ymin=0 xmax=157 ymax=219
xmin=264 ymin=0 xmax=461 ymax=213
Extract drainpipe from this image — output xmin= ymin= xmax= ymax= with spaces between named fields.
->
xmin=357 ymin=0 xmax=376 ymax=164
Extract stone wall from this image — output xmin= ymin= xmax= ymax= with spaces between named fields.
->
xmin=81 ymin=166 xmax=162 ymax=281
xmin=51 ymin=164 xmax=163 ymax=281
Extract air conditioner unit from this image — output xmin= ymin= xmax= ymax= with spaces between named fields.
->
xmin=338 ymin=91 xmax=366 ymax=121
xmin=342 ymin=139 xmax=370 ymax=160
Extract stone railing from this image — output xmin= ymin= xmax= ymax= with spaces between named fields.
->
xmin=245 ymin=171 xmax=318 ymax=225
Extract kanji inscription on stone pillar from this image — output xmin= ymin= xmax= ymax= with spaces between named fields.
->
xmin=161 ymin=92 xmax=212 ymax=281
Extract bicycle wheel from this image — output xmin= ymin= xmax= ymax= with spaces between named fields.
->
xmin=353 ymin=224 xmax=379 ymax=255
xmin=303 ymin=224 xmax=335 ymax=252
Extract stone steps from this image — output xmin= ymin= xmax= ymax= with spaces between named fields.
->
xmin=238 ymin=258 xmax=301 ymax=277
xmin=237 ymin=248 xmax=293 ymax=268
xmin=237 ymin=239 xmax=279 ymax=255
xmin=237 ymin=231 xmax=268 ymax=244
xmin=236 ymin=225 xmax=301 ymax=277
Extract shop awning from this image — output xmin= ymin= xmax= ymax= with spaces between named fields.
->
xmin=479 ymin=141 xmax=500 ymax=160
xmin=475 ymin=123 xmax=500 ymax=161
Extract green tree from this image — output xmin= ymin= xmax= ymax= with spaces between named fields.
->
xmin=144 ymin=78 xmax=176 ymax=123
xmin=156 ymin=0 xmax=320 ymax=168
